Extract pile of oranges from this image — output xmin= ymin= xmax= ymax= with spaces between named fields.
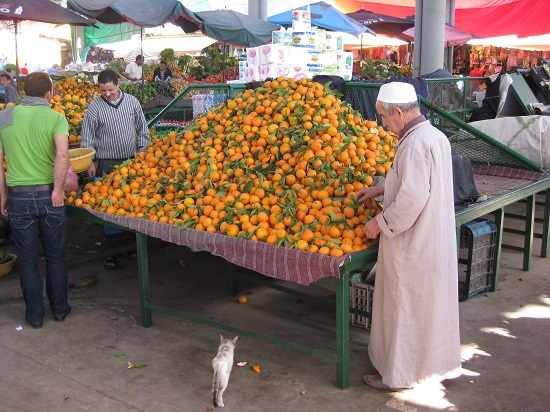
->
xmin=67 ymin=76 xmax=397 ymax=257
xmin=0 ymin=76 xmax=97 ymax=145
xmin=52 ymin=76 xmax=99 ymax=144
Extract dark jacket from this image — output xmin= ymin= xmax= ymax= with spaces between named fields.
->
xmin=153 ymin=67 xmax=173 ymax=82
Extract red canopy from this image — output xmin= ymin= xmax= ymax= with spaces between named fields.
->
xmin=335 ymin=0 xmax=550 ymax=38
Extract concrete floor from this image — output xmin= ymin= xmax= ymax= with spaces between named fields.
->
xmin=0 ymin=219 xmax=549 ymax=412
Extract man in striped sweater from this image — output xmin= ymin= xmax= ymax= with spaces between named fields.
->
xmin=81 ymin=69 xmax=150 ymax=268
xmin=81 ymin=69 xmax=149 ymax=177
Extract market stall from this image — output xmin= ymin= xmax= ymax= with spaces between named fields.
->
xmin=66 ymin=160 xmax=550 ymax=388
xmin=63 ymin=79 xmax=550 ymax=389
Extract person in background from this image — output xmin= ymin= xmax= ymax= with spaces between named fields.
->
xmin=80 ymin=69 xmax=149 ymax=268
xmin=0 ymin=73 xmax=19 ymax=103
xmin=124 ymin=54 xmax=143 ymax=82
xmin=469 ymin=64 xmax=484 ymax=78
xmin=20 ymin=63 xmax=29 ymax=75
xmin=469 ymin=64 xmax=485 ymax=92
xmin=153 ymin=60 xmax=173 ymax=82
xmin=357 ymin=82 xmax=461 ymax=391
xmin=0 ymin=72 xmax=71 ymax=329
xmin=0 ymin=70 xmax=17 ymax=88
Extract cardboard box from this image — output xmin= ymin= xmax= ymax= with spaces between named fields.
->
xmin=244 ymin=65 xmax=260 ymax=82
xmin=259 ymin=44 xmax=288 ymax=64
xmin=338 ymin=52 xmax=354 ymax=72
xmin=326 ymin=32 xmax=343 ymax=51
xmin=246 ymin=47 xmax=259 ymax=66
xmin=292 ymin=31 xmax=316 ymax=49
xmin=258 ymin=64 xmax=291 ymax=79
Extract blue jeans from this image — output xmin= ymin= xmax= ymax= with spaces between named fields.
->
xmin=8 ymin=189 xmax=69 ymax=324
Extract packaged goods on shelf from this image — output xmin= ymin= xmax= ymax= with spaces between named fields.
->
xmin=338 ymin=52 xmax=354 ymax=72
xmin=341 ymin=72 xmax=353 ymax=81
xmin=246 ymin=26 xmax=353 ymax=81
xmin=320 ymin=50 xmax=338 ymax=72
xmin=244 ymin=65 xmax=260 ymax=82
xmin=259 ymin=44 xmax=288 ymax=64
xmin=259 ymin=64 xmax=291 ymax=79
xmin=292 ymin=9 xmax=311 ymax=31
xmin=292 ymin=31 xmax=317 ymax=49
xmin=238 ymin=61 xmax=247 ymax=81
xmin=272 ymin=27 xmax=293 ymax=46
xmin=246 ymin=47 xmax=259 ymax=65
xmin=307 ymin=49 xmax=323 ymax=68
xmin=326 ymin=32 xmax=343 ymax=51
xmin=316 ymin=28 xmax=327 ymax=49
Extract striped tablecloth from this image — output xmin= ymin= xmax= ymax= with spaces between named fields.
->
xmin=85 ymin=209 xmax=350 ymax=286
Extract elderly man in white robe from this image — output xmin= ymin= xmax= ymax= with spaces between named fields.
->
xmin=357 ymin=82 xmax=462 ymax=391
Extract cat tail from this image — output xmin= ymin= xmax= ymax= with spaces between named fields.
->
xmin=212 ymin=367 xmax=220 ymax=408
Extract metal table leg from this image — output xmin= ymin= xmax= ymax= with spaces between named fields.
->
xmin=226 ymin=262 xmax=238 ymax=296
xmin=136 ymin=232 xmax=152 ymax=327
xmin=542 ymin=189 xmax=550 ymax=258
xmin=492 ymin=208 xmax=504 ymax=291
xmin=335 ymin=270 xmax=350 ymax=389
xmin=523 ymin=195 xmax=535 ymax=271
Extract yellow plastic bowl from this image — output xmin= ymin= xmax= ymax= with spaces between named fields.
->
xmin=69 ymin=148 xmax=96 ymax=173
xmin=0 ymin=253 xmax=17 ymax=277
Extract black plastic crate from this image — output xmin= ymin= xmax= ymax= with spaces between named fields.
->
xmin=458 ymin=218 xmax=497 ymax=301
xmin=350 ymin=281 xmax=374 ymax=329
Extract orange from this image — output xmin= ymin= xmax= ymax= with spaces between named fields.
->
xmin=238 ymin=295 xmax=248 ymax=304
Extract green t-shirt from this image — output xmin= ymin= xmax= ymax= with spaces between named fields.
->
xmin=0 ymin=105 xmax=68 ymax=186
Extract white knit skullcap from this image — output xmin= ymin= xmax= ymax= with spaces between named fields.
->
xmin=377 ymin=82 xmax=417 ymax=104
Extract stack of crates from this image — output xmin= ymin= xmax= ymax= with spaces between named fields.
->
xmin=458 ymin=218 xmax=497 ymax=301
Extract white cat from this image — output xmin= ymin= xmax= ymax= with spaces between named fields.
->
xmin=212 ymin=335 xmax=238 ymax=408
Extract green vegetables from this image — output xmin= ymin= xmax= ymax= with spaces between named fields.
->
xmin=119 ymin=82 xmax=156 ymax=105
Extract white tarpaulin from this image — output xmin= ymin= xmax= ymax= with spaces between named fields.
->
xmin=104 ymin=33 xmax=218 ymax=58
xmin=470 ymin=115 xmax=550 ymax=169
xmin=468 ymin=34 xmax=550 ymax=51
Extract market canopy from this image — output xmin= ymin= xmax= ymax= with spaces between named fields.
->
xmin=195 ymin=9 xmax=280 ymax=47
xmin=67 ymin=0 xmax=202 ymax=33
xmin=334 ymin=0 xmax=550 ymax=39
xmin=0 ymin=0 xmax=97 ymax=90
xmin=268 ymin=1 xmax=373 ymax=36
xmin=0 ymin=0 xmax=97 ymax=26
xmin=402 ymin=22 xmax=474 ymax=47
xmin=346 ymin=9 xmax=413 ymax=40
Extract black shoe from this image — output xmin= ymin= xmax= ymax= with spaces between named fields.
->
xmin=54 ymin=305 xmax=72 ymax=322
xmin=104 ymin=256 xmax=117 ymax=269
xmin=27 ymin=321 xmax=43 ymax=329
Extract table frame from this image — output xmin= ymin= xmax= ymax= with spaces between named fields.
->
xmin=67 ymin=177 xmax=550 ymax=388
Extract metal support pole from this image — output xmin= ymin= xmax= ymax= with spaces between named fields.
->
xmin=413 ymin=0 xmax=446 ymax=76
xmin=14 ymin=20 xmax=20 ymax=93
xmin=444 ymin=0 xmax=456 ymax=73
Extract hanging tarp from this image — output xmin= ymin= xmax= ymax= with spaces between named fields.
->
xmin=334 ymin=0 xmax=550 ymax=39
xmin=402 ymin=24 xmax=474 ymax=47
xmin=67 ymin=0 xmax=202 ymax=33
xmin=268 ymin=1 xmax=372 ymax=36
xmin=72 ymin=22 xmax=140 ymax=62
xmin=83 ymin=22 xmax=140 ymax=47
xmin=195 ymin=9 xmax=280 ymax=47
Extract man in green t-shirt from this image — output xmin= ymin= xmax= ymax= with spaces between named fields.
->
xmin=0 ymin=72 xmax=71 ymax=329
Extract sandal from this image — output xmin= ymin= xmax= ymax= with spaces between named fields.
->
xmin=364 ymin=374 xmax=410 ymax=392
xmin=103 ymin=256 xmax=117 ymax=269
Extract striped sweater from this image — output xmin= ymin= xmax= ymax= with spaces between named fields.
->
xmin=81 ymin=91 xmax=149 ymax=160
